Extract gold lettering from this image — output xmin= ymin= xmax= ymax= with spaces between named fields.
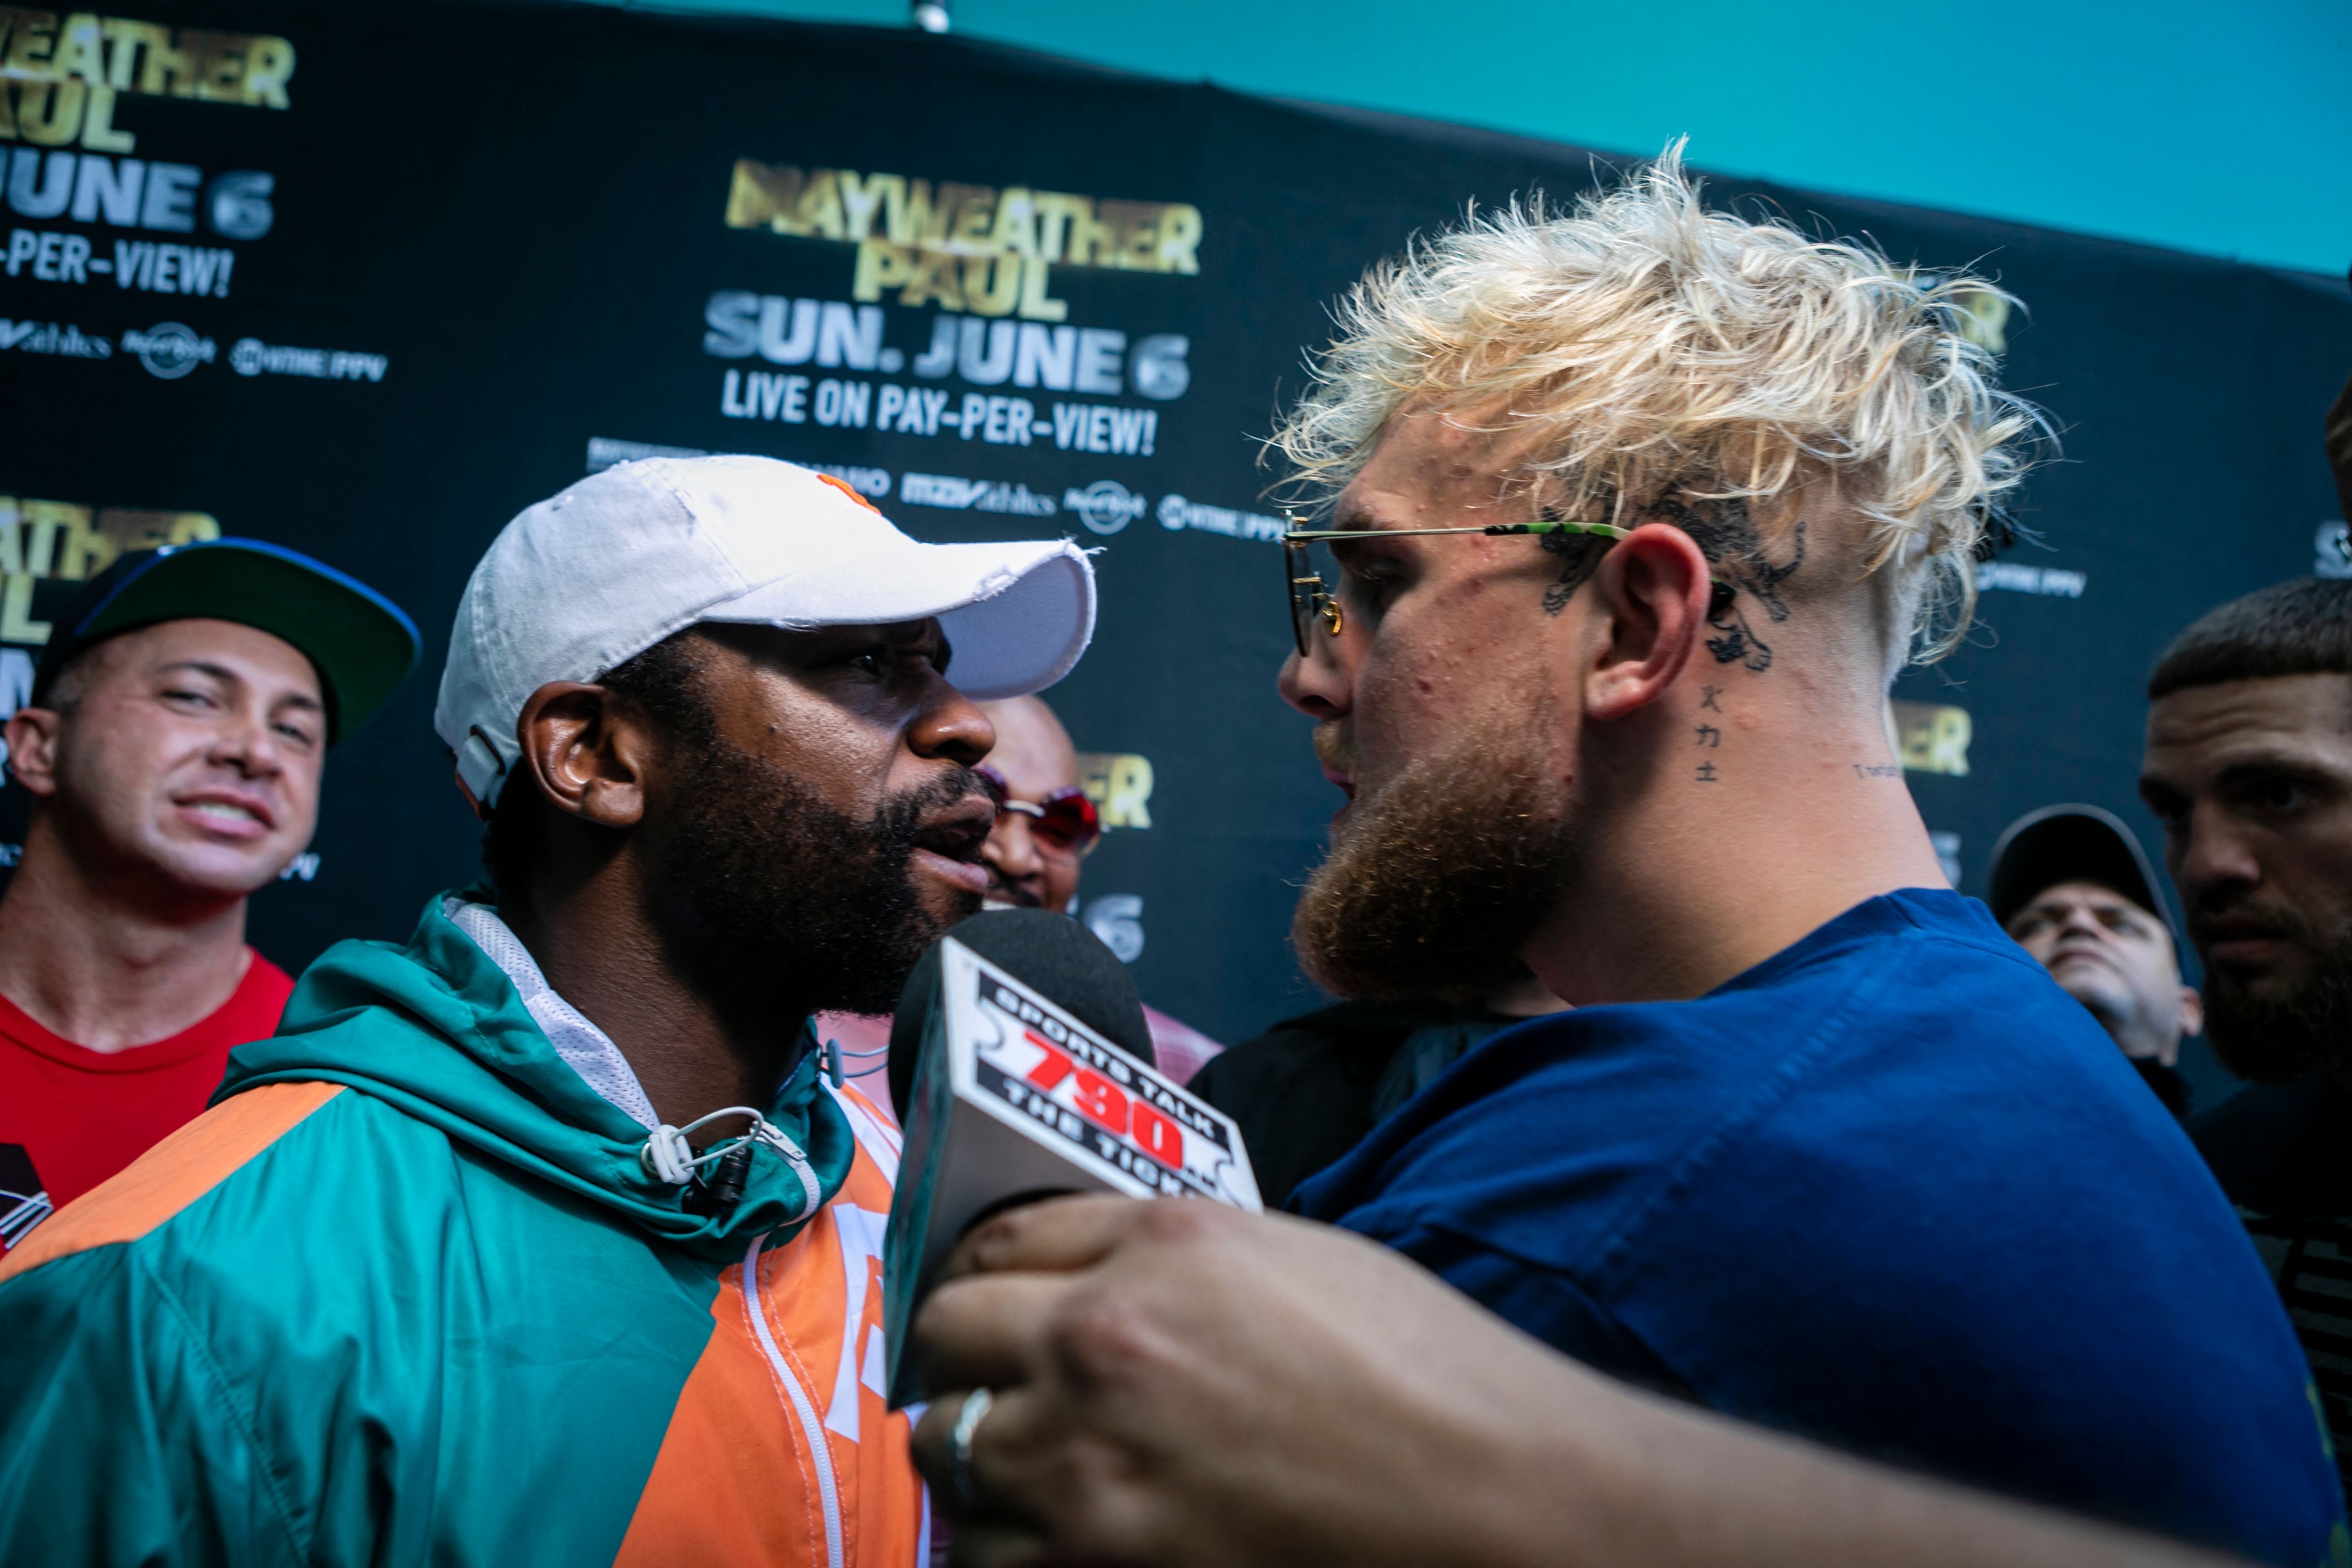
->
xmin=1156 ymin=204 xmax=1202 ymax=274
xmin=988 ymin=187 xmax=1037 ymax=259
xmin=1078 ymin=753 xmax=1154 ymax=830
xmin=947 ymin=182 xmax=996 ymax=250
xmin=898 ymin=246 xmax=964 ymax=311
xmin=0 ymin=79 xmax=16 ymax=137
xmin=168 ymin=511 xmax=218 ymax=546
xmin=724 ymin=158 xmax=799 ymax=231
xmin=135 ymin=31 xmax=195 ymax=96
xmin=49 ymin=500 xmax=112 ymax=579
xmin=18 ymin=501 xmax=80 ymax=577
xmin=239 ymin=33 xmax=290 ymax=107
xmin=96 ymin=507 xmax=170 ymax=555
xmin=885 ymin=178 xmax=952 ymax=247
xmin=0 ymin=575 xmax=49 ymax=645
xmin=721 ymin=161 xmax=1205 ymax=281
xmin=77 ymin=78 xmax=128 ymax=149
xmin=190 ymin=30 xmax=244 ymax=102
xmin=50 ymin=10 xmax=98 ymax=84
xmin=1099 ymin=201 xmax=1159 ymax=270
xmin=1016 ymin=257 xmax=1066 ymax=323
xmin=16 ymin=77 xmax=82 ymax=144
xmin=1892 ymin=701 xmax=1971 ymax=777
xmin=962 ymin=252 xmax=1019 ymax=317
xmin=2 ymin=9 xmax=56 ymax=77
xmin=98 ymin=16 xmax=161 ymax=88
xmin=1031 ymin=192 xmax=1089 ymax=265
xmin=851 ymin=237 xmax=913 ymax=302
xmin=838 ymin=169 xmax=896 ymax=242
xmin=1063 ymin=200 xmax=1119 ymax=267
xmin=795 ymin=168 xmax=845 ymax=240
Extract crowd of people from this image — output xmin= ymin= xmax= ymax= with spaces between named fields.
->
xmin=0 ymin=151 xmax=2349 ymax=1566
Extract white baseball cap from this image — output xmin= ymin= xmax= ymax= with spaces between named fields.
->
xmin=436 ymin=455 xmax=1095 ymax=808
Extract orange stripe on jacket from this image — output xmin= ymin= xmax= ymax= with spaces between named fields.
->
xmin=0 ymin=1081 xmax=343 ymax=1282
xmin=616 ymin=1086 xmax=924 ymax=1566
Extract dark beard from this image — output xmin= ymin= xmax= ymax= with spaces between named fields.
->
xmin=1291 ymin=732 xmax=1577 ymax=1003
xmin=2196 ymin=895 xmax=2352 ymax=1082
xmin=642 ymin=742 xmax=983 ymax=1043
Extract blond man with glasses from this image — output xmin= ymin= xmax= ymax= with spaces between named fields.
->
xmin=919 ymin=154 xmax=2343 ymax=1562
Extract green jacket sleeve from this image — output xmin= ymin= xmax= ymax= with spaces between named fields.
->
xmin=0 ymin=1243 xmax=303 ymax=1568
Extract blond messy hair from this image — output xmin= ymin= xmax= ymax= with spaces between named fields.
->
xmin=1272 ymin=147 xmax=2046 ymax=666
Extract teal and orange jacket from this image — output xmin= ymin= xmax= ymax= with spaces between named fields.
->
xmin=0 ymin=895 xmax=926 ymax=1566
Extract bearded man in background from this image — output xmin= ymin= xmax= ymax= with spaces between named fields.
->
xmin=2150 ymin=575 xmax=2352 ymax=1501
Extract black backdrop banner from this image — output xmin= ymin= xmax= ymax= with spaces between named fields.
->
xmin=2 ymin=0 xmax=2348 ymax=1051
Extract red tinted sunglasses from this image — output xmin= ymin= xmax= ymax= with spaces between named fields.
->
xmin=976 ymin=765 xmax=1102 ymax=856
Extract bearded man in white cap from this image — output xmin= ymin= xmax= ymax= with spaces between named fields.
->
xmin=0 ymin=457 xmax=1092 ymax=1566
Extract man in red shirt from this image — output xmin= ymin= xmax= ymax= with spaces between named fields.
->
xmin=0 ymin=539 xmax=417 ymax=1247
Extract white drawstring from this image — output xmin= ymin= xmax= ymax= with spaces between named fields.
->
xmin=640 ymin=1106 xmax=825 ymax=1221
xmin=823 ymin=1037 xmax=891 ymax=1087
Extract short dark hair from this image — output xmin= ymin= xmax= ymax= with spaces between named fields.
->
xmin=481 ymin=628 xmax=715 ymax=916
xmin=2149 ymin=578 xmax=2352 ymax=700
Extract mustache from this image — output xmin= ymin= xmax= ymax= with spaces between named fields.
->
xmin=1312 ymin=722 xmax=1355 ymax=777
xmin=2186 ymin=889 xmax=2315 ymax=950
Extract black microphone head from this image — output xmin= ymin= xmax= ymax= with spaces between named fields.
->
xmin=888 ymin=909 xmax=1150 ymax=1116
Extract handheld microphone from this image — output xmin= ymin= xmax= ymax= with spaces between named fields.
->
xmin=881 ymin=910 xmax=1261 ymax=1407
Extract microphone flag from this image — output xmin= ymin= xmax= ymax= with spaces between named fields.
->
xmin=882 ymin=934 xmax=1260 ymax=1406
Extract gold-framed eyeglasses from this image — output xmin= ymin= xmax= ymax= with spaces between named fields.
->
xmin=1280 ymin=512 xmax=1634 ymax=657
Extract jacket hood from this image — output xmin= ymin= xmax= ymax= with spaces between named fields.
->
xmin=221 ymin=890 xmax=854 ymax=1263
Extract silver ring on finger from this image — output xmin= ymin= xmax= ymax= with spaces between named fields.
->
xmin=948 ymin=1386 xmax=995 ymax=1513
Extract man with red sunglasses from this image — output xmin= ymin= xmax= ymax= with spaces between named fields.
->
xmin=971 ymin=694 xmax=1103 ymax=915
xmin=816 ymin=693 xmax=1224 ymax=1102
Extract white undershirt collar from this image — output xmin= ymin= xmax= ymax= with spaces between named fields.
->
xmin=443 ymin=897 xmax=660 ymax=1132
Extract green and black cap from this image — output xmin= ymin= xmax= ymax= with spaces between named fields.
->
xmin=30 ymin=538 xmax=421 ymax=744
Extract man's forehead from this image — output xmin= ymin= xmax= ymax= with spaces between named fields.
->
xmin=2145 ymin=673 xmax=2352 ymax=767
xmin=111 ymin=617 xmax=320 ymax=693
xmin=1339 ymin=406 xmax=1543 ymax=523
xmin=2027 ymin=879 xmax=2151 ymax=916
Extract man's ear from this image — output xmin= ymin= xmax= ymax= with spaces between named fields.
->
xmin=2179 ymin=984 xmax=2204 ymax=1041
xmin=4 ymin=708 xmax=66 ymax=798
xmin=514 ymin=682 xmax=658 ymax=830
xmin=1584 ymin=523 xmax=1711 ymax=723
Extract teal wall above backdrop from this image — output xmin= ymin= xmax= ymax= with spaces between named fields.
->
xmin=572 ymin=0 xmax=2352 ymax=280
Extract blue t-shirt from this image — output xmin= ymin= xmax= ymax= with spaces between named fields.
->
xmin=1295 ymin=890 xmax=2345 ymax=1564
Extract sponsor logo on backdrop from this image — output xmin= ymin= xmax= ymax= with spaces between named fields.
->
xmin=0 ymin=318 xmax=109 ymax=357
xmin=1157 ymin=493 xmax=1284 ymax=542
xmin=119 ymin=319 xmax=210 ymax=378
xmin=1976 ymin=560 xmax=2086 ymax=598
xmin=230 ymin=337 xmax=387 ymax=382
xmin=1064 ymin=480 xmax=1145 ymax=535
xmin=900 ymin=472 xmax=1056 ymax=517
